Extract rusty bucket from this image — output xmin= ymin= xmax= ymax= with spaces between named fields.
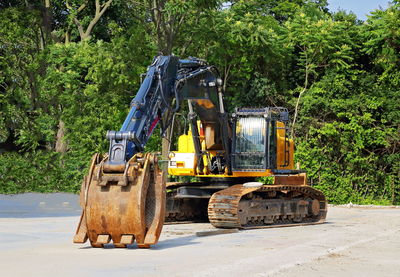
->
xmin=73 ymin=153 xmax=165 ymax=248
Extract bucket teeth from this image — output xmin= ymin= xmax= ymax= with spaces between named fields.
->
xmin=120 ymin=235 xmax=135 ymax=244
xmin=73 ymin=232 xmax=87 ymax=244
xmin=96 ymin=235 xmax=111 ymax=244
xmin=73 ymin=210 xmax=88 ymax=243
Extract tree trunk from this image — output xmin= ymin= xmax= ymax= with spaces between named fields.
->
xmin=149 ymin=0 xmax=174 ymax=178
xmin=161 ymin=119 xmax=171 ymax=181
xmin=41 ymin=0 xmax=54 ymax=43
xmin=55 ymin=120 xmax=68 ymax=153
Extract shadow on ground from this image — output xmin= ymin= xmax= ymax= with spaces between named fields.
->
xmin=77 ymin=234 xmax=199 ymax=250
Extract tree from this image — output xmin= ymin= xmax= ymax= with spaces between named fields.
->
xmin=0 ymin=7 xmax=44 ymax=148
xmin=286 ymin=5 xmax=355 ymax=136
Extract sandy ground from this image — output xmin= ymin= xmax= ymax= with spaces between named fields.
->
xmin=0 ymin=193 xmax=399 ymax=277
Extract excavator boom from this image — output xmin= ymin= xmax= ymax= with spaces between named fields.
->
xmin=74 ymin=55 xmax=228 ymax=248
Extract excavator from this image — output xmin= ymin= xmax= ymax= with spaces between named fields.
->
xmin=73 ymin=55 xmax=327 ymax=248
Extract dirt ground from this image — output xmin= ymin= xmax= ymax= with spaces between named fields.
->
xmin=0 ymin=193 xmax=399 ymax=277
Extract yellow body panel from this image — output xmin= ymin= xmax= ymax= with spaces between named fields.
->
xmin=168 ymin=121 xmax=295 ymax=177
xmin=168 ymin=168 xmax=195 ymax=175
xmin=168 ymin=131 xmax=197 ymax=176
xmin=177 ymin=133 xmax=195 ymax=153
xmin=276 ymin=121 xmax=295 ymax=170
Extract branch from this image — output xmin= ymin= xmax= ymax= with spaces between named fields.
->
xmin=291 ymin=60 xmax=309 ymax=138
xmin=67 ymin=0 xmax=112 ymax=41
xmin=83 ymin=0 xmax=113 ymax=40
xmin=77 ymin=3 xmax=87 ymax=12
xmin=66 ymin=1 xmax=87 ymax=40
xmin=65 ymin=0 xmax=72 ymax=9
xmin=66 ymin=0 xmax=87 ymax=11
xmin=95 ymin=0 xmax=100 ymax=14
xmin=223 ymin=62 xmax=232 ymax=93
xmin=73 ymin=18 xmax=85 ymax=39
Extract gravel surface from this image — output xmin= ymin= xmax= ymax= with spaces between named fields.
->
xmin=0 ymin=193 xmax=399 ymax=277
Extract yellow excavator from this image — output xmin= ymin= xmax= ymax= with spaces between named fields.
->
xmin=73 ymin=56 xmax=327 ymax=248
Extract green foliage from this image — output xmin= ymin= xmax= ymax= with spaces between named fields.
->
xmin=0 ymin=7 xmax=43 ymax=144
xmin=363 ymin=2 xmax=400 ymax=88
xmin=0 ymin=150 xmax=83 ymax=194
xmin=0 ymin=8 xmax=153 ymax=193
xmin=39 ymin=39 xmax=151 ymax=155
xmin=256 ymin=176 xmax=274 ymax=184
xmin=296 ymin=69 xmax=400 ymax=204
xmin=179 ymin=0 xmax=292 ymax=110
xmin=286 ymin=7 xmax=356 ymax=78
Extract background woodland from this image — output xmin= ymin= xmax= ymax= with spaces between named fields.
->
xmin=0 ymin=0 xmax=399 ymax=204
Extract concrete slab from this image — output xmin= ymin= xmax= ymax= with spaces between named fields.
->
xmin=0 ymin=194 xmax=399 ymax=277
xmin=0 ymin=193 xmax=81 ymax=218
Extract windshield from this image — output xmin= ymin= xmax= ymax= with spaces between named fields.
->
xmin=235 ymin=117 xmax=266 ymax=153
xmin=233 ymin=117 xmax=266 ymax=171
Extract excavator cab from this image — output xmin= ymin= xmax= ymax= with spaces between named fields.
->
xmin=231 ymin=107 xmax=290 ymax=172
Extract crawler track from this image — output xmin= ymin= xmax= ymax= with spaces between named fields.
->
xmin=208 ymin=184 xmax=327 ymax=229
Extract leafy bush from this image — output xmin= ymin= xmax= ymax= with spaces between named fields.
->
xmin=0 ymin=150 xmax=88 ymax=194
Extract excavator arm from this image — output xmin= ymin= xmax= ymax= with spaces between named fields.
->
xmin=73 ymin=55 xmax=230 ymax=248
xmin=104 ymin=56 xmax=228 ymax=171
